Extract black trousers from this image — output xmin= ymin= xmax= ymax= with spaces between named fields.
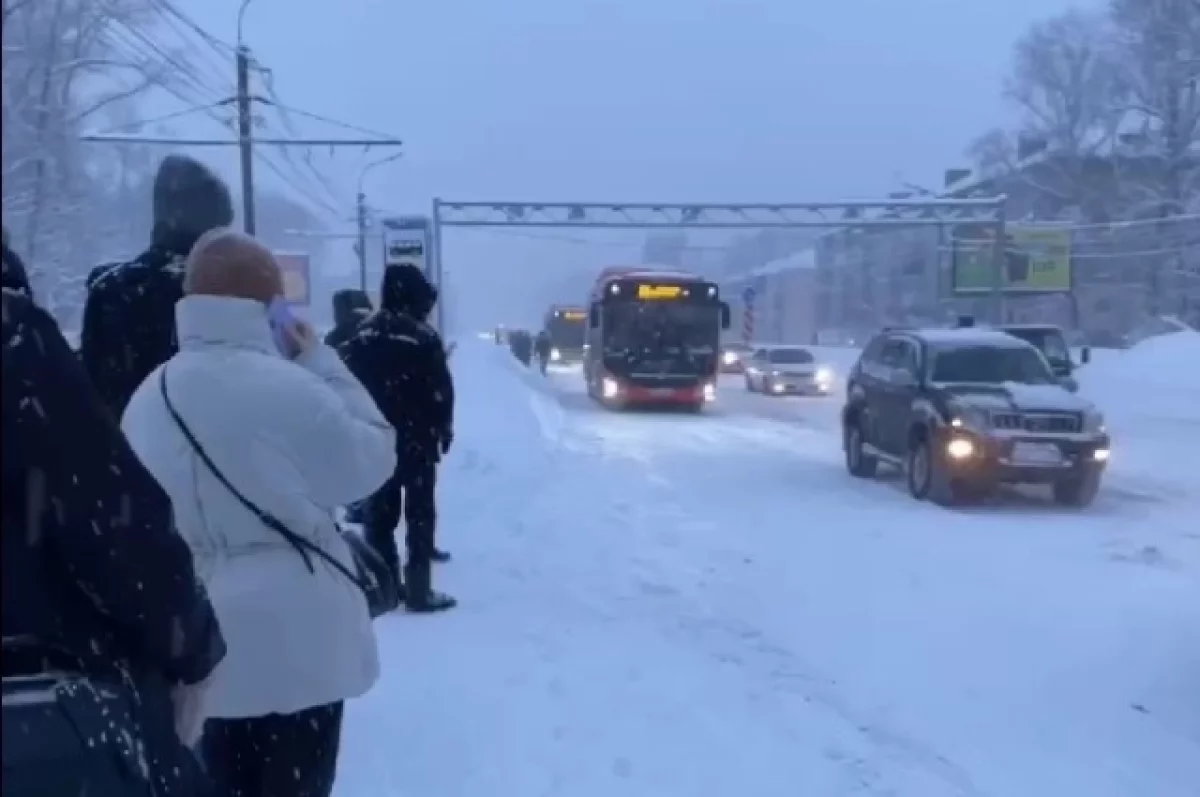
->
xmin=201 ymin=702 xmax=343 ymax=797
xmin=364 ymin=458 xmax=438 ymax=572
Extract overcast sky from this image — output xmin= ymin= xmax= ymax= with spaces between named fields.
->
xmin=166 ymin=0 xmax=1101 ymax=328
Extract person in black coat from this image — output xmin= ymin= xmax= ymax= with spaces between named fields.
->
xmin=2 ymin=226 xmax=33 ymax=298
xmin=324 ymin=288 xmax=373 ymax=349
xmin=80 ymin=154 xmax=234 ymax=417
xmin=340 ymin=263 xmax=456 ymax=613
xmin=534 ymin=328 xmax=552 ymax=374
xmin=2 ymin=282 xmax=226 ymax=795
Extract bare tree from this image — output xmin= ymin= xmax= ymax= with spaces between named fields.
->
xmin=1 ymin=0 xmax=206 ymax=320
xmin=1109 ymin=0 xmax=1200 ymax=214
xmin=1108 ymin=0 xmax=1200 ymax=315
xmin=997 ymin=9 xmax=1129 ymax=215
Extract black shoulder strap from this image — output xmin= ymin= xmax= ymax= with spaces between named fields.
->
xmin=156 ymin=368 xmax=366 ymax=592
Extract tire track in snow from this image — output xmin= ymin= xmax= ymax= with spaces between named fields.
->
xmin=514 ymin=430 xmax=994 ymax=797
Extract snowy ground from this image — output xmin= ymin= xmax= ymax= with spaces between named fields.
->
xmin=337 ymin=336 xmax=1200 ymax=797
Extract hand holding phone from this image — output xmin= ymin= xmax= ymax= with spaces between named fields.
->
xmin=267 ymin=297 xmax=314 ymax=359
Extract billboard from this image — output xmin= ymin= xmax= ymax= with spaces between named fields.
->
xmin=951 ymin=226 xmax=1072 ymax=293
xmin=275 ymin=252 xmax=311 ymax=305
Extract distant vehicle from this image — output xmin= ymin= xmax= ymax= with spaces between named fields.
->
xmin=743 ymin=345 xmax=834 ymax=395
xmin=719 ymin=342 xmax=752 ymax=373
xmin=541 ymin=305 xmax=587 ymax=363
xmin=842 ymin=325 xmax=1110 ymax=507
xmin=998 ymin=324 xmax=1089 ymax=391
xmin=583 ymin=266 xmax=730 ymax=411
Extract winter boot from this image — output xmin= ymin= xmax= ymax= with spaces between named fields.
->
xmin=404 ymin=560 xmax=457 ymax=613
xmin=430 ymin=548 xmax=452 ymax=563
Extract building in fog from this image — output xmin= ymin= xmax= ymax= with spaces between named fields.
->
xmin=811 ymin=138 xmax=1199 ymax=340
xmin=721 ymin=247 xmax=817 ymax=345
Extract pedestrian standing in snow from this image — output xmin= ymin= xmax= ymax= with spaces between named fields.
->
xmin=324 ymin=288 xmax=373 ymax=349
xmin=340 ymin=263 xmax=458 ymax=613
xmin=2 ymin=245 xmax=226 ymax=796
xmin=80 ymin=154 xmax=234 ymax=417
xmin=120 ymin=228 xmax=396 ymax=797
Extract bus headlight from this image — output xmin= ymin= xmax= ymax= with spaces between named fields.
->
xmin=601 ymin=377 xmax=621 ymax=398
xmin=550 ymin=348 xmax=561 ymax=361
xmin=703 ymin=382 xmax=716 ymax=402
xmin=722 ymin=351 xmax=738 ymax=365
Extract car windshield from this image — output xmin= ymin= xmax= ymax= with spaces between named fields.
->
xmin=930 ymin=345 xmax=1057 ymax=385
xmin=1003 ymin=328 xmax=1070 ymax=363
xmin=768 ymin=348 xmax=814 ymax=364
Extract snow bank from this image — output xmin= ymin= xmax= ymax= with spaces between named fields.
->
xmin=1079 ymin=329 xmax=1200 ymax=423
xmin=485 ymin=346 xmax=566 ymax=443
xmin=1078 ymin=329 xmax=1200 ymax=496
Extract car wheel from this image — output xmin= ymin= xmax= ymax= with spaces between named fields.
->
xmin=845 ymin=423 xmax=878 ymax=478
xmin=906 ymin=439 xmax=934 ymax=500
xmin=908 ymin=438 xmax=970 ymax=506
xmin=1053 ymin=468 xmax=1102 ymax=507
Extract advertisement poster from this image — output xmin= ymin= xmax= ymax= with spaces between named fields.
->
xmin=275 ymin=252 xmax=311 ymax=305
xmin=382 ymin=216 xmax=430 ymax=275
xmin=952 ymin=226 xmax=1072 ymax=293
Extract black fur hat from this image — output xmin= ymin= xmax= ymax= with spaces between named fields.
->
xmin=151 ymin=154 xmax=234 ymax=254
xmin=380 ymin=263 xmax=437 ymax=320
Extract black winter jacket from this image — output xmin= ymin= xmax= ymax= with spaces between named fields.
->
xmin=340 ymin=265 xmax=454 ymax=466
xmin=2 ymin=288 xmax=225 ymax=795
xmin=79 ymin=154 xmax=234 ymax=417
xmin=324 ymin=288 xmax=372 ymax=349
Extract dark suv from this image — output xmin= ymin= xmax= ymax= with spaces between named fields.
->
xmin=841 ymin=327 xmax=1111 ymax=507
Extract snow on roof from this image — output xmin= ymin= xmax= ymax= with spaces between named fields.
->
xmin=914 ymin=327 xmax=1033 ymax=348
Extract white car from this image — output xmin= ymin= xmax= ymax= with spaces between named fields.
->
xmin=743 ymin=345 xmax=834 ymax=395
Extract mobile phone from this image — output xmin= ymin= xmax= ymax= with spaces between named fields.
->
xmin=267 ymin=297 xmax=295 ymax=353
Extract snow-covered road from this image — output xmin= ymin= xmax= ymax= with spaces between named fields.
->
xmin=336 ymin=340 xmax=1200 ymax=797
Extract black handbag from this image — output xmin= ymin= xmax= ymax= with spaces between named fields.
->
xmin=157 ymin=369 xmax=400 ymax=618
xmin=2 ymin=638 xmax=150 ymax=796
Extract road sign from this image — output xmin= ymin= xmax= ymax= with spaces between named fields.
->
xmin=382 ymin=215 xmax=430 ymax=275
xmin=742 ymin=285 xmax=757 ymax=343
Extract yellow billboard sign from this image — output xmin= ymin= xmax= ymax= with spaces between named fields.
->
xmin=952 ymin=226 xmax=1071 ymax=293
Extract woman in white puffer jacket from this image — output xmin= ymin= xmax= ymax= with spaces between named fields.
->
xmin=121 ymin=228 xmax=396 ymax=797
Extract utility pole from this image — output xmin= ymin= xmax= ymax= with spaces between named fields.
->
xmin=355 ymin=192 xmax=368 ymax=292
xmin=236 ymin=46 xmax=257 ymax=235
xmin=77 ymin=52 xmax=403 ymax=243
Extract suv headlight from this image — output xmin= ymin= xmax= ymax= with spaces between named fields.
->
xmin=1082 ymin=408 xmax=1105 ymax=433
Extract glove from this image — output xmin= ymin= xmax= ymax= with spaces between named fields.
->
xmin=440 ymin=429 xmax=454 ymax=456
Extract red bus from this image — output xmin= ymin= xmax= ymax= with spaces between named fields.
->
xmin=582 ymin=267 xmax=730 ymax=411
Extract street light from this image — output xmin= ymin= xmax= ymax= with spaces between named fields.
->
xmin=356 ymin=153 xmax=403 ymax=291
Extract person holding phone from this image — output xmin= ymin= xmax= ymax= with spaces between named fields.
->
xmin=119 ymin=228 xmax=396 ymax=797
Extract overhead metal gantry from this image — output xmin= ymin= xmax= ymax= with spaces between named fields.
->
xmin=428 ymin=196 xmax=1009 ymax=331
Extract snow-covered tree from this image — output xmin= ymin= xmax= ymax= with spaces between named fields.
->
xmin=1 ymin=0 xmax=193 ymax=320
xmin=973 ymin=10 xmax=1128 ymax=216
xmin=1108 ymin=0 xmax=1200 ymax=214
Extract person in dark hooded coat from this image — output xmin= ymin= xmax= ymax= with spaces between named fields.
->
xmin=3 ymin=252 xmax=226 ymax=795
xmin=79 ymin=154 xmax=235 ymax=417
xmin=324 ymin=288 xmax=373 ymax=349
xmin=339 ymin=263 xmax=456 ymax=613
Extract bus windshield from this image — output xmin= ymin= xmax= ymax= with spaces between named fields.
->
xmin=604 ymin=301 xmax=717 ymax=354
xmin=546 ymin=315 xmax=585 ymax=347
